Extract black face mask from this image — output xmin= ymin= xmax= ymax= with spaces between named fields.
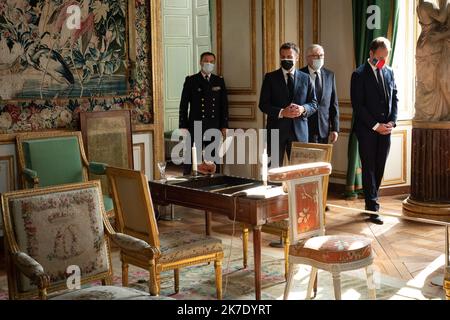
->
xmin=281 ymin=59 xmax=295 ymax=71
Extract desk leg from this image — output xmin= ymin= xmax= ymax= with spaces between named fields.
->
xmin=205 ymin=211 xmax=212 ymax=236
xmin=253 ymin=225 xmax=262 ymax=300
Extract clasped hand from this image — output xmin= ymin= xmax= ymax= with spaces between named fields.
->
xmin=376 ymin=122 xmax=394 ymax=135
xmin=281 ymin=104 xmax=305 ymax=118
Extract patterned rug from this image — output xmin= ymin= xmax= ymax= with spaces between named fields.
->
xmin=0 ymin=243 xmax=445 ymax=300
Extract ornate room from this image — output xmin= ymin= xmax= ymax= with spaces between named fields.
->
xmin=0 ymin=0 xmax=448 ymax=303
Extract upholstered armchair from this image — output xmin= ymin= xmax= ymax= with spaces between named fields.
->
xmin=242 ymin=142 xmax=333 ymax=280
xmin=106 ymin=167 xmax=224 ymax=299
xmin=15 ymin=131 xmax=114 ymax=217
xmin=1 ymin=180 xmax=172 ymax=300
xmin=267 ymin=163 xmax=376 ymax=300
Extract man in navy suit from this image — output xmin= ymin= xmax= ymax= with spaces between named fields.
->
xmin=259 ymin=42 xmax=318 ymax=167
xmin=351 ymin=37 xmax=398 ymax=225
xmin=300 ymin=44 xmax=340 ymax=144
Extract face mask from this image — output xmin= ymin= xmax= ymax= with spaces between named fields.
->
xmin=202 ymin=63 xmax=215 ymax=74
xmin=371 ymin=58 xmax=386 ymax=70
xmin=281 ymin=59 xmax=295 ymax=71
xmin=312 ymin=58 xmax=324 ymax=71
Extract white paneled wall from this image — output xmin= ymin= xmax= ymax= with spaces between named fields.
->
xmin=133 ymin=132 xmax=154 ymax=181
xmin=0 ymin=143 xmax=17 ymax=236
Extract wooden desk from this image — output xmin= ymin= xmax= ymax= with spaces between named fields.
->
xmin=149 ymin=175 xmax=288 ymax=300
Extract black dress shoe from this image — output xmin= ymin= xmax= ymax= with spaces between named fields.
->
xmin=368 ymin=214 xmax=384 ymax=225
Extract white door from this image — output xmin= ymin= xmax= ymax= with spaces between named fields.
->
xmin=162 ymin=0 xmax=211 ymax=133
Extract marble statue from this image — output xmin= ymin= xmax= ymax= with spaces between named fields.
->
xmin=415 ymin=0 xmax=450 ymax=121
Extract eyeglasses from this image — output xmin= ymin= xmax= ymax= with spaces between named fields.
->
xmin=308 ymin=54 xmax=325 ymax=59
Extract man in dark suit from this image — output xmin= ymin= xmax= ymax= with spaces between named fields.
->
xmin=259 ymin=42 xmax=318 ymax=167
xmin=179 ymin=52 xmax=229 ymax=175
xmin=300 ymin=44 xmax=340 ymax=144
xmin=351 ymin=37 xmax=398 ymax=225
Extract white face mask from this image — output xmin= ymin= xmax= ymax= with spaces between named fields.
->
xmin=312 ymin=58 xmax=324 ymax=71
xmin=202 ymin=63 xmax=215 ymax=75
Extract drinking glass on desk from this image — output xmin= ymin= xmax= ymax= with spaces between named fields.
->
xmin=157 ymin=161 xmax=167 ymax=181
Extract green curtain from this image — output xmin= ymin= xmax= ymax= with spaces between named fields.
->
xmin=346 ymin=0 xmax=399 ymax=199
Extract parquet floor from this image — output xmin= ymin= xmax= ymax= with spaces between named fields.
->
xmin=156 ymin=192 xmax=447 ymax=283
xmin=0 ymin=168 xmax=446 ymax=298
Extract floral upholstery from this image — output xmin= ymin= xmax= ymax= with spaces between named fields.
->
xmin=111 ymin=233 xmax=152 ymax=253
xmin=9 ymin=186 xmax=110 ymax=292
xmin=51 ymin=286 xmax=174 ymax=300
xmin=159 ymin=230 xmax=222 ymax=264
xmin=13 ymin=252 xmax=47 ymax=281
xmin=264 ymin=219 xmax=289 ymax=231
xmin=289 ymin=235 xmax=372 ymax=264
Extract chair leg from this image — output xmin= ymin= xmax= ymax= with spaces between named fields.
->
xmin=122 ymin=263 xmax=129 ymax=287
xmin=102 ymin=275 xmax=113 ymax=286
xmin=214 ymin=259 xmax=223 ymax=300
xmin=306 ymin=267 xmax=318 ymax=300
xmin=242 ymin=224 xmax=249 ymax=269
xmin=332 ymin=272 xmax=342 ymax=300
xmin=283 ymin=263 xmax=298 ymax=300
xmin=366 ymin=266 xmax=377 ymax=300
xmin=149 ymin=265 xmax=160 ymax=296
xmin=283 ymin=233 xmax=290 ymax=281
xmin=205 ymin=211 xmax=212 ymax=236
xmin=174 ymin=269 xmax=180 ymax=294
xmin=313 ymin=272 xmax=318 ymax=298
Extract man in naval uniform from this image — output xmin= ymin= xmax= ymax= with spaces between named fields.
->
xmin=179 ymin=52 xmax=229 ymax=175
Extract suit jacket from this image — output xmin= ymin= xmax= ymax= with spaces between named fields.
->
xmin=259 ymin=68 xmax=318 ymax=142
xmin=300 ymin=66 xmax=339 ymax=138
xmin=179 ymin=72 xmax=229 ymax=131
xmin=351 ymin=62 xmax=398 ymax=133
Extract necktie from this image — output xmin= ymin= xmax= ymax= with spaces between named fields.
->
xmin=376 ymin=68 xmax=387 ymax=102
xmin=205 ymin=75 xmax=209 ymax=82
xmin=314 ymin=71 xmax=322 ymax=102
xmin=287 ymin=73 xmax=294 ymax=102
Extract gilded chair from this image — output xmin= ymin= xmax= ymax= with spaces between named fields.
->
xmin=15 ymin=131 xmax=114 ymax=218
xmin=267 ymin=163 xmax=376 ymax=300
xmin=106 ymin=167 xmax=224 ymax=299
xmin=242 ymin=143 xmax=333 ymax=280
xmin=1 ymin=180 xmax=172 ymax=300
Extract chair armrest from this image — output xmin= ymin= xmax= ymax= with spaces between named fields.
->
xmin=22 ymin=168 xmax=39 ymax=187
xmin=88 ymin=162 xmax=108 ymax=175
xmin=12 ymin=252 xmax=50 ymax=290
xmin=110 ymin=233 xmax=160 ymax=258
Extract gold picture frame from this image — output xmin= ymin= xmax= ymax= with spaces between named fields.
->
xmin=80 ymin=110 xmax=134 ymax=194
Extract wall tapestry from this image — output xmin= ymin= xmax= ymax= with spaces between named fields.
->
xmin=0 ymin=0 xmax=153 ymax=132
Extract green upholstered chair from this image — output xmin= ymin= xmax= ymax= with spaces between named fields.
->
xmin=15 ymin=131 xmax=114 ymax=217
xmin=0 ymin=180 xmax=173 ymax=300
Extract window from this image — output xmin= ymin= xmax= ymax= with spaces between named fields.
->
xmin=391 ymin=0 xmax=417 ymax=120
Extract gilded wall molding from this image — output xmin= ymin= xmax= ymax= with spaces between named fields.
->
xmin=313 ymin=0 xmax=321 ymax=44
xmin=216 ymin=0 xmax=257 ymax=95
xmin=0 ymin=155 xmax=15 ymax=191
xmin=133 ymin=143 xmax=146 ymax=173
xmin=263 ymin=0 xmax=278 ymax=74
xmin=381 ymin=130 xmax=408 ymax=186
xmin=298 ymin=0 xmax=304 ymax=67
xmin=279 ymin=0 xmax=286 ymax=45
xmin=228 ymin=101 xmax=257 ymax=121
xmin=150 ymin=0 xmax=165 ymax=178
